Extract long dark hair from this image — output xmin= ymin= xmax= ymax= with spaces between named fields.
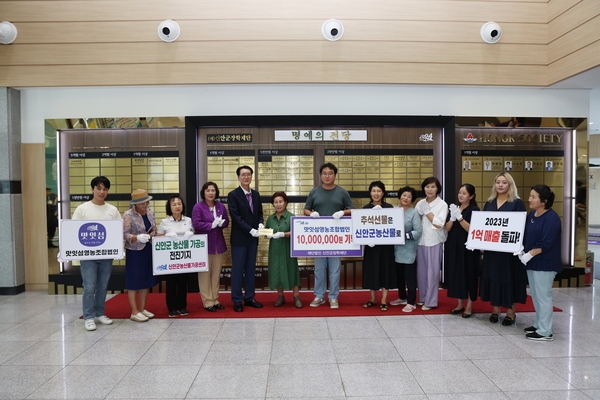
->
xmin=461 ymin=184 xmax=477 ymax=207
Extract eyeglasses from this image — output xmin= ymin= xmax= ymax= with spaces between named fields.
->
xmin=239 ymin=173 xmax=252 ymax=177
xmin=321 ymin=172 xmax=335 ymax=176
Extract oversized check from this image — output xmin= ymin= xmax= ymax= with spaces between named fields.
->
xmin=152 ymin=234 xmax=209 ymax=275
xmin=466 ymin=211 xmax=526 ymax=253
xmin=351 ymin=208 xmax=405 ymax=245
xmin=58 ymin=219 xmax=124 ymax=261
xmin=290 ymin=216 xmax=362 ymax=257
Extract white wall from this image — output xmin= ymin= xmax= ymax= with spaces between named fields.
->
xmin=20 ymin=84 xmax=591 ymax=144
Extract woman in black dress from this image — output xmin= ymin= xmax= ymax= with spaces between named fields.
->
xmin=444 ymin=184 xmax=480 ymax=318
xmin=480 ymin=173 xmax=527 ymax=326
xmin=361 ymin=181 xmax=397 ymax=311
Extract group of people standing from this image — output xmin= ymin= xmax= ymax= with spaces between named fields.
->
xmin=73 ymin=166 xmax=562 ymax=342
xmin=361 ymin=172 xmax=562 ymax=341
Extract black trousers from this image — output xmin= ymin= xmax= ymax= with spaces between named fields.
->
xmin=396 ymin=261 xmax=417 ymax=305
xmin=165 ymin=273 xmax=189 ymax=312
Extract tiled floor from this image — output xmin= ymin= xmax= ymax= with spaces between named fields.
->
xmin=1 ymin=284 xmax=599 ymax=399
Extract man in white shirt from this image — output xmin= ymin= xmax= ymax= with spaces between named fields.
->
xmin=72 ymin=176 xmax=121 ymax=331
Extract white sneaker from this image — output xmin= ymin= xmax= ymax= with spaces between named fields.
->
xmin=95 ymin=315 xmax=113 ymax=325
xmin=310 ymin=297 xmax=325 ymax=307
xmin=421 ymin=305 xmax=435 ymax=311
xmin=390 ymin=298 xmax=407 ymax=306
xmin=416 ymin=302 xmax=424 ymax=306
xmin=130 ymin=312 xmax=149 ymax=322
xmin=141 ymin=309 xmax=154 ymax=319
xmin=84 ymin=319 xmax=97 ymax=331
xmin=329 ymin=298 xmax=339 ymax=309
xmin=402 ymin=304 xmax=416 ymax=313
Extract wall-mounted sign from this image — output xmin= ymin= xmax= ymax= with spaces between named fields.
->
xmin=275 ymin=130 xmax=367 ymax=141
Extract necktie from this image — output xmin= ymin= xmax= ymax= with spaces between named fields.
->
xmin=246 ymin=192 xmax=253 ymax=212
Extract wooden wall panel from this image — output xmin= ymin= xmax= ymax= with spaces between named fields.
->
xmin=22 ymin=143 xmax=48 ymax=291
xmin=0 ymin=1 xmax=547 ymax=23
xmin=548 ymin=14 xmax=600 ymax=64
xmin=548 ymin=0 xmax=599 ymax=42
xmin=0 ymin=0 xmax=597 ymax=87
xmin=0 ymin=63 xmax=548 ymax=87
xmin=12 ymin=20 xmax=547 ymax=45
xmin=0 ymin=42 xmax=547 ymax=66
xmin=548 ymin=33 xmax=600 ymax=84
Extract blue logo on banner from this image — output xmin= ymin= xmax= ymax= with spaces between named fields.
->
xmin=78 ymin=223 xmax=107 ymax=247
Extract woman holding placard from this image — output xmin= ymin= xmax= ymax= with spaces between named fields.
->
xmin=480 ymin=172 xmax=527 ymax=326
xmin=361 ymin=181 xmax=396 ymax=311
xmin=517 ymin=184 xmax=562 ymax=341
xmin=265 ymin=191 xmax=302 ymax=308
xmin=444 ymin=184 xmax=480 ymax=318
xmin=157 ymin=195 xmax=195 ymax=317
xmin=123 ymin=189 xmax=157 ymax=322
xmin=393 ymin=186 xmax=422 ymax=312
xmin=414 ymin=177 xmax=448 ymax=311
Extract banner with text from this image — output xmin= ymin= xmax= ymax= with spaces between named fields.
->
xmin=152 ymin=235 xmax=209 ymax=275
xmin=466 ymin=211 xmax=526 ymax=253
xmin=291 ymin=217 xmax=362 ymax=257
xmin=58 ymin=219 xmax=124 ymax=261
xmin=351 ymin=208 xmax=405 ymax=245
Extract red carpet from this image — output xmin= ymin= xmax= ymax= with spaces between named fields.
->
xmin=102 ymin=290 xmax=560 ymax=319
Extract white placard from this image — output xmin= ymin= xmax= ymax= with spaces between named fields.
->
xmin=466 ymin=211 xmax=526 ymax=253
xmin=152 ymin=235 xmax=209 ymax=275
xmin=58 ymin=219 xmax=124 ymax=261
xmin=290 ymin=216 xmax=362 ymax=257
xmin=351 ymin=208 xmax=405 ymax=245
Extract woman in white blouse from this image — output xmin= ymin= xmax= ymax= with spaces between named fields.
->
xmin=157 ymin=195 xmax=195 ymax=317
xmin=414 ymin=177 xmax=448 ymax=310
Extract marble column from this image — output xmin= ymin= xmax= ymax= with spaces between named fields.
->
xmin=0 ymin=87 xmax=25 ymax=294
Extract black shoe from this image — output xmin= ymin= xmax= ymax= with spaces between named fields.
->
xmin=245 ymin=299 xmax=263 ymax=308
xmin=214 ymin=303 xmax=225 ymax=310
xmin=233 ymin=303 xmax=243 ymax=312
xmin=524 ymin=326 xmax=536 ymax=333
xmin=168 ymin=310 xmax=177 ymax=318
xmin=526 ymin=332 xmax=553 ymax=341
xmin=451 ymin=307 xmax=465 ymax=315
xmin=502 ymin=315 xmax=516 ymax=326
xmin=204 ymin=306 xmax=217 ymax=313
xmin=178 ymin=309 xmax=189 ymax=316
xmin=489 ymin=313 xmax=499 ymax=323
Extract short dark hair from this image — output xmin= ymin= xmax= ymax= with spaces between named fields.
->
xmin=90 ymin=176 xmax=111 ymax=190
xmin=398 ymin=186 xmax=416 ymax=202
xmin=271 ymin=191 xmax=288 ymax=204
xmin=368 ymin=181 xmax=386 ymax=200
xmin=531 ymin=184 xmax=555 ymax=209
xmin=319 ymin=162 xmax=338 ymax=175
xmin=236 ymin=165 xmax=253 ymax=176
xmin=165 ymin=195 xmax=186 ymax=216
xmin=200 ymin=181 xmax=220 ymax=200
xmin=421 ymin=176 xmax=441 ymax=194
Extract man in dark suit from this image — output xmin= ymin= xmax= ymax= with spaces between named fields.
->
xmin=227 ymin=165 xmax=264 ymax=312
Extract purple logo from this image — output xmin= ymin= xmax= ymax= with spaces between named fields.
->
xmin=78 ymin=223 xmax=107 ymax=247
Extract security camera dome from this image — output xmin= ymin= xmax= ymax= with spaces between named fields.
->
xmin=0 ymin=21 xmax=18 ymax=45
xmin=480 ymin=21 xmax=502 ymax=44
xmin=322 ymin=19 xmax=344 ymax=42
xmin=158 ymin=20 xmax=180 ymax=43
